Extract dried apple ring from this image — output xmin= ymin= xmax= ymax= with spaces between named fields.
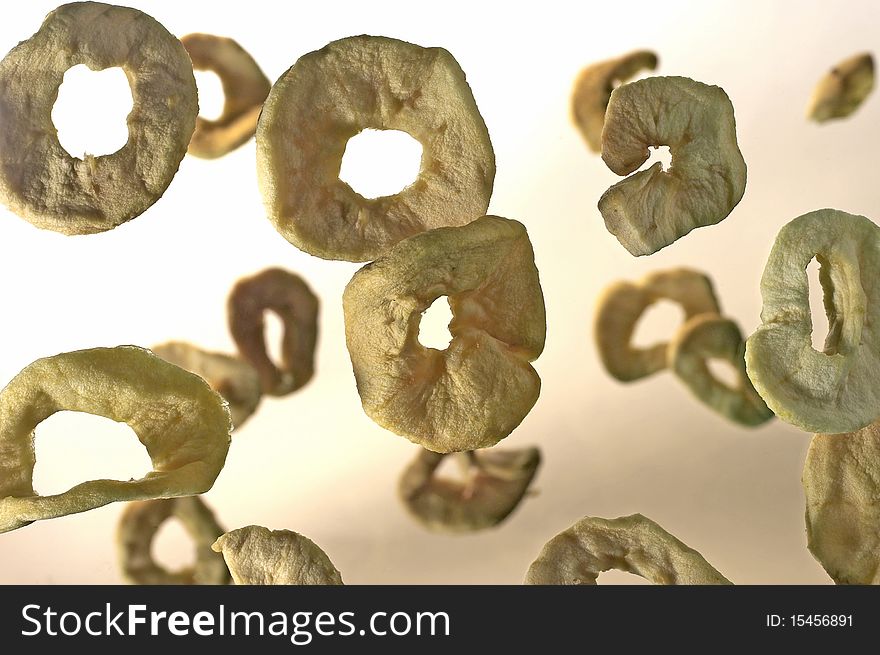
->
xmin=0 ymin=346 xmax=231 ymax=534
xmin=181 ymin=33 xmax=270 ymax=159
xmin=343 ymin=215 xmax=546 ymax=453
xmin=227 ymin=268 xmax=319 ymax=397
xmin=256 ymin=35 xmax=495 ymax=262
xmin=807 ymin=53 xmax=874 ymax=123
xmin=595 ymin=268 xmax=720 ymax=382
xmin=117 ymin=496 xmax=230 ymax=585
xmin=524 ymin=514 xmax=731 ymax=585
xmin=571 ymin=50 xmax=658 ymax=153
xmin=745 ymin=209 xmax=880 ymax=434
xmin=398 ymin=446 xmax=540 ymax=533
xmin=0 ymin=2 xmax=198 ymax=235
xmin=803 ymin=421 xmax=880 ymax=584
xmin=152 ymin=342 xmax=262 ymax=429
xmin=212 ymin=525 xmax=343 ymax=585
xmin=669 ymin=315 xmax=773 ymax=426
xmin=599 ymin=76 xmax=747 ymax=256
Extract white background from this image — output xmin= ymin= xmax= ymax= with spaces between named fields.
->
xmin=1 ymin=0 xmax=877 ymax=584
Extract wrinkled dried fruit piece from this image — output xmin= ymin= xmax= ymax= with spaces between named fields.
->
xmin=670 ymin=315 xmax=773 ymax=426
xmin=399 ymin=446 xmax=540 ymax=533
xmin=212 ymin=525 xmax=343 ymax=585
xmin=572 ymin=50 xmax=658 ymax=153
xmin=152 ymin=342 xmax=262 ymax=429
xmin=524 ymin=514 xmax=731 ymax=585
xmin=808 ymin=53 xmax=874 ymax=123
xmin=599 ymin=76 xmax=747 ymax=256
xmin=595 ymin=268 xmax=720 ymax=382
xmin=0 ymin=2 xmax=198 ymax=235
xmin=256 ymin=35 xmax=495 ymax=262
xmin=745 ymin=209 xmax=880 ymax=433
xmin=0 ymin=346 xmax=231 ymax=534
xmin=182 ymin=33 xmax=271 ymax=158
xmin=803 ymin=422 xmax=880 ymax=584
xmin=228 ymin=268 xmax=319 ymax=397
xmin=343 ymin=216 xmax=546 ymax=453
xmin=117 ymin=496 xmax=229 ymax=585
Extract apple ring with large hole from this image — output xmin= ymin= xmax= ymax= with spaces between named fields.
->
xmin=152 ymin=341 xmax=262 ymax=429
xmin=595 ymin=268 xmax=720 ymax=382
xmin=745 ymin=209 xmax=880 ymax=434
xmin=398 ymin=446 xmax=540 ymax=533
xmin=0 ymin=2 xmax=198 ymax=235
xmin=803 ymin=421 xmax=880 ymax=584
xmin=571 ymin=50 xmax=658 ymax=153
xmin=0 ymin=346 xmax=231 ymax=534
xmin=669 ymin=315 xmax=773 ymax=427
xmin=212 ymin=526 xmax=343 ymax=585
xmin=343 ymin=216 xmax=546 ymax=453
xmin=227 ymin=268 xmax=319 ymax=397
xmin=117 ymin=496 xmax=230 ymax=585
xmin=598 ymin=76 xmax=747 ymax=256
xmin=524 ymin=514 xmax=731 ymax=585
xmin=256 ymin=34 xmax=495 ymax=262
xmin=181 ymin=33 xmax=270 ymax=159
xmin=807 ymin=53 xmax=874 ymax=123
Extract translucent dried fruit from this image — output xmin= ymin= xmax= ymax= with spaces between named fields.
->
xmin=807 ymin=53 xmax=874 ymax=123
xmin=524 ymin=514 xmax=731 ymax=585
xmin=571 ymin=50 xmax=658 ymax=153
xmin=398 ymin=446 xmax=540 ymax=533
xmin=117 ymin=496 xmax=229 ymax=585
xmin=0 ymin=2 xmax=198 ymax=235
xmin=669 ymin=315 xmax=773 ymax=426
xmin=256 ymin=35 xmax=495 ymax=262
xmin=745 ymin=209 xmax=880 ymax=433
xmin=803 ymin=421 xmax=880 ymax=584
xmin=227 ymin=268 xmax=319 ymax=397
xmin=152 ymin=342 xmax=262 ymax=429
xmin=595 ymin=268 xmax=720 ymax=382
xmin=599 ymin=76 xmax=747 ymax=256
xmin=0 ymin=346 xmax=231 ymax=534
xmin=182 ymin=33 xmax=271 ymax=158
xmin=212 ymin=525 xmax=343 ymax=585
xmin=343 ymin=216 xmax=546 ymax=453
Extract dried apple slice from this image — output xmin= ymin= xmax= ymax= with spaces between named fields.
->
xmin=343 ymin=216 xmax=546 ymax=453
xmin=0 ymin=346 xmax=231 ymax=534
xmin=599 ymin=76 xmax=747 ymax=256
xmin=212 ymin=525 xmax=343 ymax=585
xmin=524 ymin=514 xmax=731 ymax=585
xmin=745 ymin=208 xmax=880 ymax=433
xmin=572 ymin=50 xmax=658 ymax=153
xmin=669 ymin=315 xmax=773 ymax=426
xmin=399 ymin=446 xmax=540 ymax=532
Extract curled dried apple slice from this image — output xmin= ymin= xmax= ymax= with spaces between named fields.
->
xmin=571 ymin=50 xmax=658 ymax=153
xmin=745 ymin=208 xmax=880 ymax=433
xmin=343 ymin=216 xmax=546 ymax=453
xmin=524 ymin=514 xmax=731 ymax=585
xmin=595 ymin=268 xmax=720 ymax=382
xmin=117 ymin=496 xmax=229 ymax=585
xmin=599 ymin=76 xmax=747 ymax=256
xmin=669 ymin=315 xmax=773 ymax=426
xmin=807 ymin=53 xmax=874 ymax=123
xmin=0 ymin=346 xmax=231 ymax=534
xmin=803 ymin=421 xmax=880 ymax=584
xmin=399 ymin=446 xmax=540 ymax=532
xmin=212 ymin=525 xmax=343 ymax=585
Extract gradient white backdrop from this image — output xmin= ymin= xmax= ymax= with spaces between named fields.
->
xmin=1 ymin=0 xmax=876 ymax=584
